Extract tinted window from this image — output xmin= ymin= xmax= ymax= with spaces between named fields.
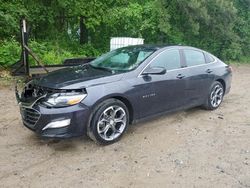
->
xmin=184 ymin=50 xmax=206 ymax=67
xmin=150 ymin=50 xmax=181 ymax=70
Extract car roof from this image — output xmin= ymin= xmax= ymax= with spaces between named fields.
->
xmin=125 ymin=44 xmax=203 ymax=51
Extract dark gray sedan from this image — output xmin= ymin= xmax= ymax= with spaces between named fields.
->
xmin=16 ymin=45 xmax=232 ymax=144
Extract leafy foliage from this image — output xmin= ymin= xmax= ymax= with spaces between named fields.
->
xmin=0 ymin=0 xmax=27 ymax=39
xmin=0 ymin=39 xmax=101 ymax=67
xmin=0 ymin=38 xmax=21 ymax=67
xmin=0 ymin=0 xmax=249 ymax=67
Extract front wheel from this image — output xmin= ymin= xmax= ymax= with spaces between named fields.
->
xmin=88 ymin=99 xmax=129 ymax=145
xmin=203 ymin=81 xmax=224 ymax=110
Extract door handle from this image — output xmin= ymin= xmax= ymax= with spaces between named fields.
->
xmin=206 ymin=69 xmax=213 ymax=74
xmin=176 ymin=74 xmax=185 ymax=79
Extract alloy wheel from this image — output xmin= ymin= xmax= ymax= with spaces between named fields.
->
xmin=210 ymin=84 xmax=224 ymax=108
xmin=97 ymin=105 xmax=127 ymax=141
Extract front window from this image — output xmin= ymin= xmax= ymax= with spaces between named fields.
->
xmin=149 ymin=49 xmax=181 ymax=70
xmin=90 ymin=46 xmax=155 ymax=72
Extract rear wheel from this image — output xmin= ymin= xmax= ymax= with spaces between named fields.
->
xmin=203 ymin=81 xmax=224 ymax=110
xmin=88 ymin=99 xmax=129 ymax=144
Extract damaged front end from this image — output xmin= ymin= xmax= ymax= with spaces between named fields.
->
xmin=16 ymin=81 xmax=53 ymax=130
xmin=16 ymin=81 xmax=90 ymax=138
xmin=16 ymin=81 xmax=48 ymax=105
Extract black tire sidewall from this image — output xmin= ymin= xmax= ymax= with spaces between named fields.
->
xmin=90 ymin=99 xmax=129 ymax=144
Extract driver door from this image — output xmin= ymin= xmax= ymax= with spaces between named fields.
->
xmin=138 ymin=49 xmax=188 ymax=117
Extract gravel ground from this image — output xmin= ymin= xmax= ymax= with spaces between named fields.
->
xmin=0 ymin=64 xmax=249 ymax=188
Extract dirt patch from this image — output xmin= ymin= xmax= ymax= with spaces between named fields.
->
xmin=0 ymin=65 xmax=250 ymax=188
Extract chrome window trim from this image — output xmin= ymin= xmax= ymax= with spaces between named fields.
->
xmin=138 ymin=48 xmax=217 ymax=77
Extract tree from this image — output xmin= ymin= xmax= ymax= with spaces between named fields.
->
xmin=0 ymin=0 xmax=27 ymax=40
xmin=233 ymin=0 xmax=250 ymax=57
xmin=160 ymin=0 xmax=242 ymax=60
xmin=0 ymin=0 xmax=249 ymax=63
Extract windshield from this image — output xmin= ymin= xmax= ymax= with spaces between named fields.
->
xmin=90 ymin=46 xmax=155 ymax=72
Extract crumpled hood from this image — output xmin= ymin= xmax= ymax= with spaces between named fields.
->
xmin=35 ymin=65 xmax=124 ymax=89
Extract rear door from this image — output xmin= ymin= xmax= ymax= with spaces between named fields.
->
xmin=182 ymin=49 xmax=215 ymax=106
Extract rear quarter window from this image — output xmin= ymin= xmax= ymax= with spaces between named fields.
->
xmin=205 ymin=53 xmax=215 ymax=63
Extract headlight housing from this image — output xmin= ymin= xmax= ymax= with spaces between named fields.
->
xmin=42 ymin=92 xmax=87 ymax=107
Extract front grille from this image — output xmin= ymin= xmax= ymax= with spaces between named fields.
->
xmin=21 ymin=107 xmax=40 ymax=129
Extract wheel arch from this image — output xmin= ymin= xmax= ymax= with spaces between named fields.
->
xmin=91 ymin=94 xmax=134 ymax=124
xmin=112 ymin=96 xmax=134 ymax=124
xmin=215 ymin=78 xmax=226 ymax=93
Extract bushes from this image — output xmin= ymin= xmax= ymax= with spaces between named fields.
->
xmin=0 ymin=38 xmax=21 ymax=68
xmin=28 ymin=40 xmax=102 ymax=65
xmin=0 ymin=38 xmax=248 ymax=69
xmin=28 ymin=40 xmax=75 ymax=65
xmin=0 ymin=39 xmax=102 ymax=68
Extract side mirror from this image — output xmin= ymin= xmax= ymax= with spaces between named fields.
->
xmin=142 ymin=66 xmax=166 ymax=75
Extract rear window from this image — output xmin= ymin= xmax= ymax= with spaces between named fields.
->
xmin=184 ymin=50 xmax=206 ymax=67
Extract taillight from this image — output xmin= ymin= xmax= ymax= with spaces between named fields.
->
xmin=226 ymin=65 xmax=233 ymax=73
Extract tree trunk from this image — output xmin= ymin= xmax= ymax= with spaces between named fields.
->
xmin=80 ymin=16 xmax=88 ymax=44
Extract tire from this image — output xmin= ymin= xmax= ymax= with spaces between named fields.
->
xmin=88 ymin=99 xmax=129 ymax=145
xmin=203 ymin=81 xmax=224 ymax=110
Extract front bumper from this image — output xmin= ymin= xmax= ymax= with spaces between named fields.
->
xmin=16 ymin=87 xmax=91 ymax=138
xmin=20 ymin=103 xmax=91 ymax=138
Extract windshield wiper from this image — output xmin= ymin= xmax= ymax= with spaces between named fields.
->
xmin=89 ymin=64 xmax=114 ymax=73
